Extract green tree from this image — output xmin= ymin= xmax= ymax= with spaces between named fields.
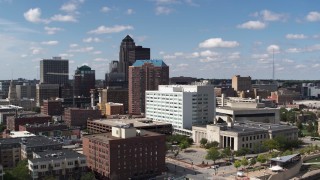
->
xmin=4 ymin=160 xmax=31 ymax=180
xmin=200 ymin=138 xmax=208 ymax=147
xmin=256 ymin=154 xmax=267 ymax=164
xmin=179 ymin=140 xmax=190 ymax=151
xmin=282 ymin=150 xmax=292 ymax=156
xmin=234 ymin=148 xmax=250 ymax=156
xmin=205 ymin=147 xmax=221 ymax=165
xmin=307 ymin=121 xmax=314 ymax=133
xmin=234 ymin=160 xmax=241 ymax=170
xmin=241 ymin=157 xmax=249 ymax=168
xmin=81 ymin=171 xmax=97 ymax=180
xmin=280 ymin=108 xmax=288 ymax=121
xmin=205 ymin=141 xmax=219 ymax=149
xmin=221 ymin=147 xmax=232 ymax=161
xmin=263 ymin=139 xmax=278 ymax=152
xmin=249 ymin=158 xmax=256 ymax=167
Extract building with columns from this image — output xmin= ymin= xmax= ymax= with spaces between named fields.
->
xmin=192 ymin=120 xmax=298 ymax=151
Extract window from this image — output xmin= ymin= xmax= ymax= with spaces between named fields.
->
xmin=33 ymin=165 xmax=38 ymax=169
xmin=40 ymin=165 xmax=46 ymax=169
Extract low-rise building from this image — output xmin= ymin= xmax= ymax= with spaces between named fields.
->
xmin=0 ymin=138 xmax=21 ymax=168
xmin=87 ymin=117 xmax=172 ymax=135
xmin=83 ymin=125 xmax=166 ymax=179
xmin=105 ymin=102 xmax=124 ymax=115
xmin=63 ymin=108 xmax=101 ymax=129
xmin=41 ymin=100 xmax=63 ymax=116
xmin=28 ymin=149 xmax=87 ymax=180
xmin=7 ymin=114 xmax=51 ymax=131
xmin=192 ymin=121 xmax=298 ymax=152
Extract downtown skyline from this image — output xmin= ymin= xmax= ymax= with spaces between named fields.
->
xmin=0 ymin=0 xmax=320 ymax=80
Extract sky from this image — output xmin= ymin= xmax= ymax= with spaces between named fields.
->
xmin=0 ymin=0 xmax=320 ymax=80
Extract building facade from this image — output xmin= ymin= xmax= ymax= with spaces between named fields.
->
xmin=6 ymin=114 xmax=52 ymax=131
xmin=16 ymin=83 xmax=36 ymax=100
xmin=40 ymin=57 xmax=69 ymax=85
xmin=83 ymin=126 xmax=166 ymax=179
xmin=41 ymin=100 xmax=63 ymax=116
xmin=232 ymin=75 xmax=252 ymax=92
xmin=63 ymin=108 xmax=101 ymax=128
xmin=146 ymin=85 xmax=215 ymax=134
xmin=129 ymin=60 xmax=169 ymax=115
xmin=74 ymin=65 xmax=95 ymax=97
xmin=36 ymin=84 xmax=60 ymax=106
xmin=105 ymin=102 xmax=124 ymax=115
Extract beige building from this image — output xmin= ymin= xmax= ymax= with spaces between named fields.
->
xmin=232 ymin=75 xmax=252 ymax=92
xmin=105 ymin=102 xmax=124 ymax=115
xmin=192 ymin=121 xmax=298 ymax=151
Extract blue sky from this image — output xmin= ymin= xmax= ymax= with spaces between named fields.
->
xmin=0 ymin=0 xmax=320 ymax=80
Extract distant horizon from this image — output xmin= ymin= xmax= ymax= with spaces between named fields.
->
xmin=1 ymin=1 xmax=320 ymax=80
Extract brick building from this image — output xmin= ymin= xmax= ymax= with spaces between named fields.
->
xmin=7 ymin=114 xmax=51 ymax=131
xmin=105 ymin=102 xmax=124 ymax=115
xmin=83 ymin=126 xmax=166 ymax=179
xmin=87 ymin=118 xmax=172 ymax=135
xmin=128 ymin=60 xmax=169 ymax=115
xmin=41 ymin=100 xmax=63 ymax=116
xmin=63 ymin=108 xmax=101 ymax=128
xmin=0 ymin=138 xmax=21 ymax=168
xmin=98 ymin=87 xmax=128 ymax=115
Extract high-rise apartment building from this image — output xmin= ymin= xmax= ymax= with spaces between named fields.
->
xmin=129 ymin=60 xmax=169 ymax=115
xmin=40 ymin=57 xmax=69 ymax=85
xmin=232 ymin=75 xmax=252 ymax=92
xmin=146 ymin=85 xmax=215 ymax=135
xmin=74 ymin=65 xmax=95 ymax=97
xmin=83 ymin=126 xmax=166 ymax=179
xmin=119 ymin=35 xmax=150 ymax=82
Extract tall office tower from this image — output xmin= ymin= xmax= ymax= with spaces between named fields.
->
xmin=128 ymin=60 xmax=169 ymax=115
xmin=119 ymin=35 xmax=150 ymax=82
xmin=74 ymin=65 xmax=95 ymax=97
xmin=16 ymin=83 xmax=36 ymax=99
xmin=232 ymin=75 xmax=252 ymax=92
xmin=105 ymin=61 xmax=125 ymax=87
xmin=40 ymin=57 xmax=69 ymax=85
xmin=7 ymin=80 xmax=17 ymax=102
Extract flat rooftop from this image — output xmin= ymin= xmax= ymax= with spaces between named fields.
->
xmin=89 ymin=118 xmax=171 ymax=127
xmin=9 ymin=131 xmax=35 ymax=138
xmin=216 ymin=106 xmax=278 ymax=111
xmin=21 ymin=136 xmax=62 ymax=147
xmin=84 ymin=130 xmax=163 ymax=143
xmin=30 ymin=149 xmax=86 ymax=163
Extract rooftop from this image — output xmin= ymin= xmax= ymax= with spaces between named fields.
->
xmin=30 ymin=149 xmax=86 ymax=163
xmin=132 ymin=59 xmax=167 ymax=67
xmin=270 ymin=154 xmax=300 ymax=163
xmin=9 ymin=131 xmax=35 ymax=138
xmin=90 ymin=118 xmax=171 ymax=128
xmin=21 ymin=136 xmax=62 ymax=147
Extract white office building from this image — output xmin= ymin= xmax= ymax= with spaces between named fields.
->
xmin=146 ymin=85 xmax=215 ymax=135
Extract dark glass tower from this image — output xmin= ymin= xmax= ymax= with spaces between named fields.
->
xmin=74 ymin=65 xmax=95 ymax=97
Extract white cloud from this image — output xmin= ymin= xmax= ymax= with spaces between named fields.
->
xmin=69 ymin=43 xmax=78 ymax=48
xmin=126 ymin=9 xmax=134 ymax=15
xmin=155 ymin=6 xmax=173 ymax=15
xmin=286 ymin=34 xmax=307 ymax=39
xmin=94 ymin=58 xmax=108 ymax=62
xmin=259 ymin=10 xmax=287 ymax=21
xmin=228 ymin=52 xmax=240 ymax=59
xmin=88 ymin=25 xmax=133 ymax=34
xmin=283 ymin=59 xmax=294 ymax=63
xmin=237 ymin=21 xmax=266 ymax=30
xmin=60 ymin=3 xmax=77 ymax=12
xmin=51 ymin=14 xmax=77 ymax=22
xmin=174 ymin=52 xmax=184 ymax=56
xmin=306 ymin=11 xmax=320 ymax=22
xmin=267 ymin=45 xmax=280 ymax=53
xmin=24 ymin=8 xmax=48 ymax=23
xmin=21 ymin=54 xmax=28 ymax=58
xmin=59 ymin=53 xmax=74 ymax=58
xmin=163 ymin=55 xmax=176 ymax=59
xmin=101 ymin=6 xmax=111 ymax=13
xmin=135 ymin=36 xmax=148 ymax=42
xmin=286 ymin=48 xmax=302 ymax=53
xmin=306 ymin=44 xmax=320 ymax=52
xmin=159 ymin=51 xmax=165 ymax=55
xmin=44 ymin=26 xmax=63 ymax=34
xmin=190 ymin=52 xmax=199 ymax=58
xmin=30 ymin=47 xmax=43 ymax=55
xmin=252 ymin=54 xmax=269 ymax=59
xmin=200 ymin=50 xmax=219 ymax=57
xmin=83 ymin=37 xmax=101 ymax=43
xmin=41 ymin=41 xmax=59 ymax=45
xmin=295 ymin=64 xmax=306 ymax=69
xmin=69 ymin=46 xmax=94 ymax=53
xmin=313 ymin=64 xmax=320 ymax=68
xmin=199 ymin=38 xmax=239 ymax=48
xmin=155 ymin=0 xmax=179 ymax=5
xmin=92 ymin=51 xmax=102 ymax=55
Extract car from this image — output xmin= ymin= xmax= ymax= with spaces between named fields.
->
xmin=237 ymin=171 xmax=245 ymax=177
xmin=211 ymin=165 xmax=219 ymax=169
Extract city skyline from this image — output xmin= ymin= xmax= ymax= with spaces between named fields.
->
xmin=0 ymin=0 xmax=320 ymax=80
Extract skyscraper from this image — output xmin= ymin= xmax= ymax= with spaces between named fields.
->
xmin=118 ymin=35 xmax=150 ymax=82
xmin=74 ymin=65 xmax=95 ymax=97
xmin=128 ymin=60 xmax=169 ymax=115
xmin=40 ymin=57 xmax=69 ymax=85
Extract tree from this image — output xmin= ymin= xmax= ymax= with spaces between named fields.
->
xmin=282 ymin=150 xmax=292 ymax=156
xmin=4 ymin=160 xmax=31 ymax=180
xmin=234 ymin=160 xmax=241 ymax=170
xmin=249 ymin=158 xmax=256 ymax=167
xmin=205 ymin=141 xmax=219 ymax=149
xmin=256 ymin=154 xmax=267 ymax=164
xmin=241 ymin=157 xmax=249 ymax=168
xmin=234 ymin=148 xmax=250 ymax=156
xmin=280 ymin=108 xmax=288 ymax=121
xmin=205 ymin=147 xmax=221 ymax=165
xmin=81 ymin=171 xmax=97 ymax=180
xmin=200 ymin=138 xmax=208 ymax=147
xmin=221 ymin=147 xmax=232 ymax=161
xmin=263 ymin=139 xmax=278 ymax=152
xmin=307 ymin=121 xmax=314 ymax=133
xmin=179 ymin=140 xmax=190 ymax=151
